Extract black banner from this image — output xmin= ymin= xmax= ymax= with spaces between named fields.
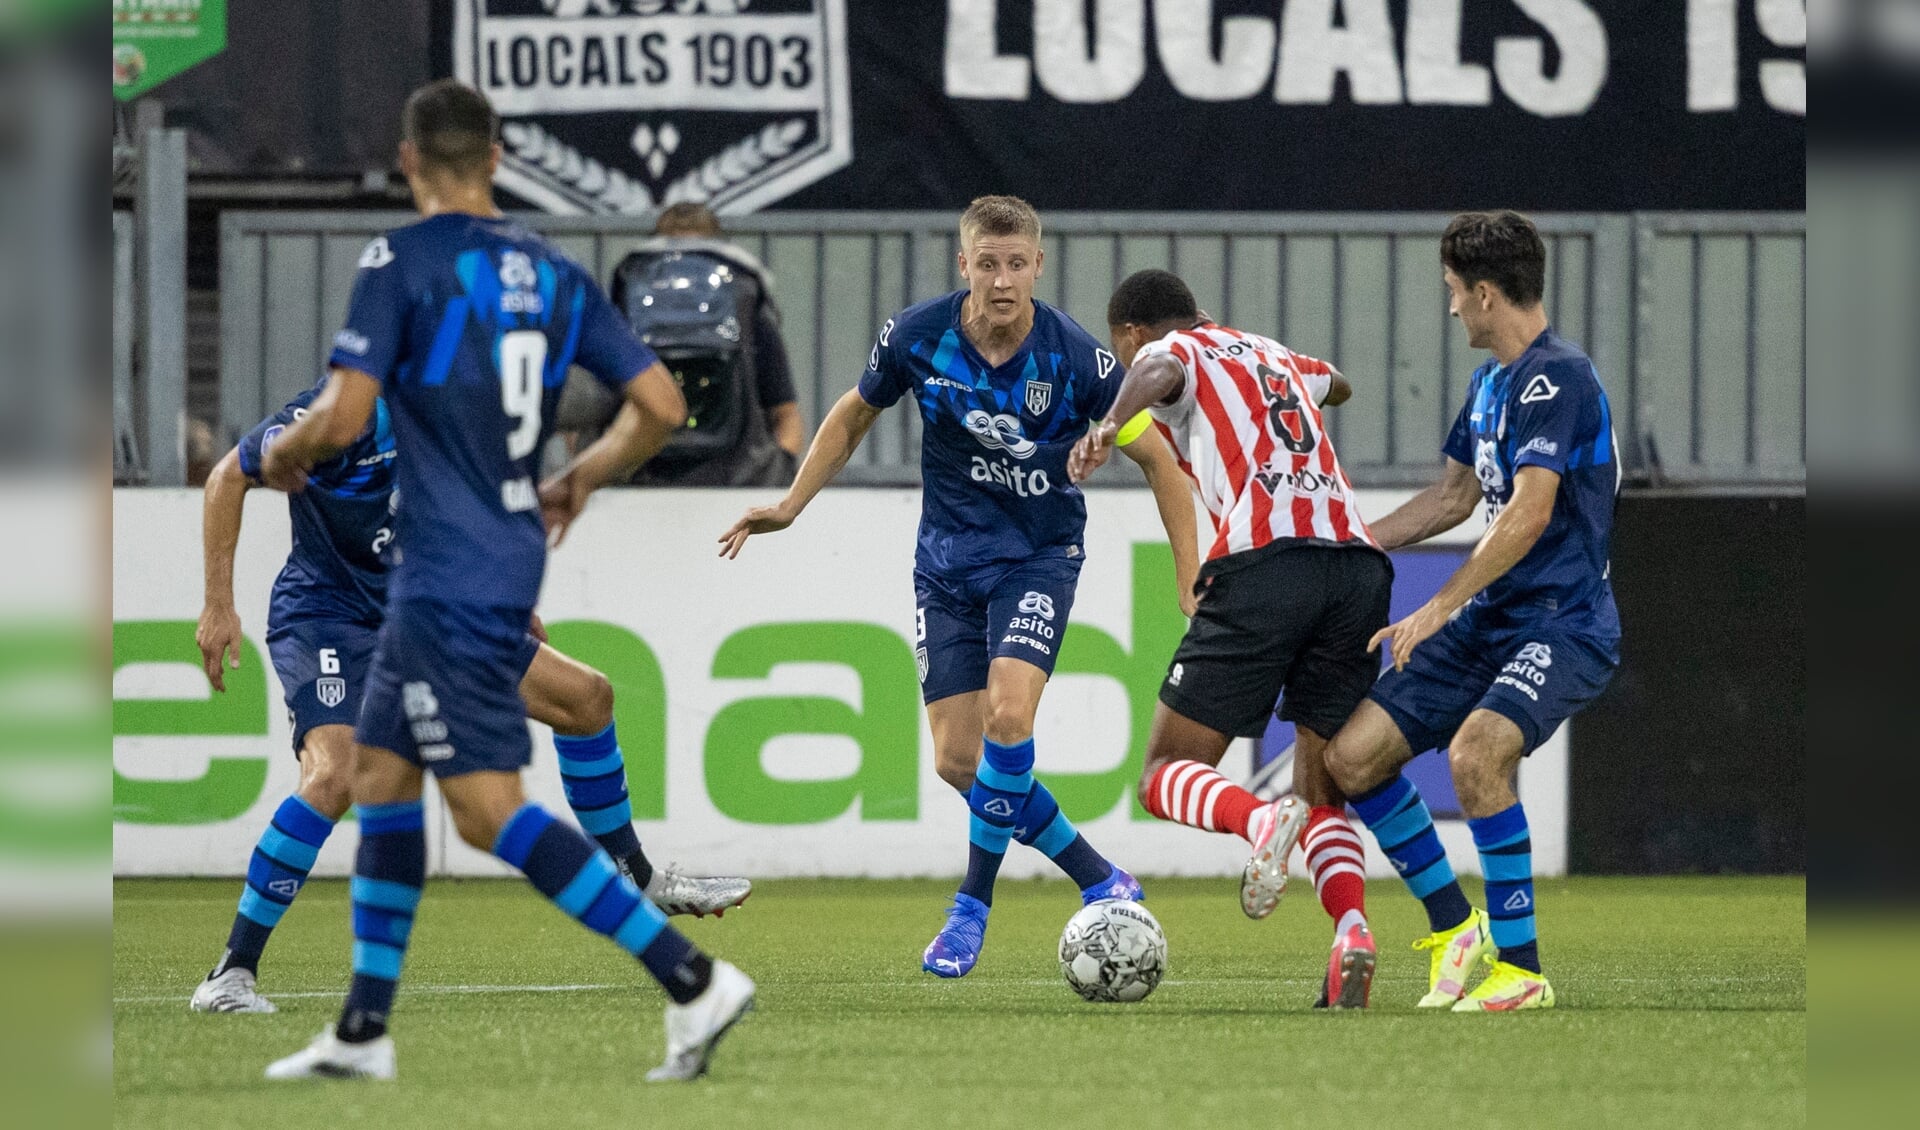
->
xmin=157 ymin=2 xmax=1805 ymax=212
xmin=783 ymin=0 xmax=1805 ymax=212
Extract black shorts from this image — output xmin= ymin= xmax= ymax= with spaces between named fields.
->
xmin=1159 ymin=543 xmax=1393 ymax=739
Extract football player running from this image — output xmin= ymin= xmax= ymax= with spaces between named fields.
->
xmin=720 ymin=196 xmax=1199 ymax=978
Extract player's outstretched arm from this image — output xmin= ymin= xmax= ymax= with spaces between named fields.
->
xmin=260 ymin=368 xmax=381 ymax=492
xmin=1070 ymin=353 xmax=1185 ymax=483
xmin=1118 ymin=428 xmax=1202 ymax=616
xmin=197 ymin=447 xmax=251 ymax=692
xmin=539 ymin=361 xmax=688 ymax=545
xmin=718 ymin=387 xmax=883 ymax=559
xmin=1365 ymin=457 xmax=1481 ymax=551
xmin=1371 ymin=466 xmax=1559 ymax=671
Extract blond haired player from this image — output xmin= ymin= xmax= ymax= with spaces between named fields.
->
xmin=722 ymin=197 xmax=1198 ymax=977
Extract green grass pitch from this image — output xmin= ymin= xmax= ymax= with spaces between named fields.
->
xmin=114 ymin=875 xmax=1804 ymax=1129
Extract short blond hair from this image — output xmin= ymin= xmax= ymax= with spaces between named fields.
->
xmin=960 ymin=195 xmax=1042 ymax=250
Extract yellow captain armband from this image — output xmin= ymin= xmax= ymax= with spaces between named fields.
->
xmin=1114 ymin=411 xmax=1154 ymax=447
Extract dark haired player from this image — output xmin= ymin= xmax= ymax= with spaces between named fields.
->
xmin=1072 ymin=269 xmax=1392 ymax=1009
xmin=187 ymin=380 xmax=750 ymax=1016
xmin=720 ymin=196 xmax=1200 ymax=978
xmin=1322 ymin=211 xmax=1622 ymax=1012
xmin=261 ymin=80 xmax=752 ymax=1081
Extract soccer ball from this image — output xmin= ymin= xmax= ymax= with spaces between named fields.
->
xmin=1059 ymin=899 xmax=1167 ymax=1003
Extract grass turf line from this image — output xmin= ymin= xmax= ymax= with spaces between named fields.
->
xmin=115 ymin=876 xmax=1804 ymax=1129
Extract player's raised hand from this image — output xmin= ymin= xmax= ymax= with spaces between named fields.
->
xmin=538 ymin=468 xmax=592 ymax=548
xmin=196 ymin=603 xmax=244 ymax=692
xmin=1369 ymin=601 xmax=1449 ymax=672
xmin=717 ymin=503 xmax=797 ymax=559
xmin=1069 ymin=423 xmax=1118 ymax=483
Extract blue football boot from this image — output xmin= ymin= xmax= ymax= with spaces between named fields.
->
xmin=922 ymin=893 xmax=990 ymax=978
xmin=1081 ymin=865 xmax=1145 ymax=905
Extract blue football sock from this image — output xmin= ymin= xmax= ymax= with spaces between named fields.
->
xmin=337 ymin=800 xmax=424 ymax=1043
xmin=494 ymin=804 xmax=711 ymax=1004
xmin=218 ymin=795 xmax=335 ymax=975
xmin=1470 ymin=803 xmax=1541 ymax=973
xmin=958 ymin=738 xmax=1036 ymax=904
xmin=1351 ymin=774 xmax=1473 ymax=934
xmin=1013 ymin=781 xmax=1113 ymax=890
xmin=554 ymin=723 xmax=645 ymax=867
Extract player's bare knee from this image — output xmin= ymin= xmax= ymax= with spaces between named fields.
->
xmin=575 ymin=671 xmax=615 ymax=735
xmin=299 ymin=763 xmax=355 ymax=821
xmin=982 ymin=700 xmax=1035 ymax=746
xmin=447 ymin=802 xmax=504 ymax=852
xmin=934 ymin=745 xmax=978 ymax=792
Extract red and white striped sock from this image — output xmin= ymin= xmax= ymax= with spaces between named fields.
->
xmin=1142 ymin=760 xmax=1264 ymax=841
xmin=1304 ymin=806 xmax=1368 ymax=934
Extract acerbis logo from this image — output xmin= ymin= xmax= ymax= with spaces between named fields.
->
xmin=1502 ymin=889 xmax=1533 ymax=912
xmin=1519 ymin=374 xmax=1560 ymax=404
xmin=267 ymin=878 xmax=302 ymax=898
xmin=1017 ymin=591 xmax=1055 ymax=620
xmin=963 ymin=410 xmax=1037 ymax=459
xmin=1515 ymin=642 xmax=1553 ymax=668
xmin=983 ymin=797 xmax=1016 ymax=818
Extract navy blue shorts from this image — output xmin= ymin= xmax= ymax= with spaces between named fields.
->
xmin=267 ymin=619 xmax=380 ymax=755
xmin=1368 ymin=607 xmax=1619 ymax=755
xmin=915 ymin=558 xmax=1081 ymax=704
xmin=356 ymin=599 xmax=539 ymax=778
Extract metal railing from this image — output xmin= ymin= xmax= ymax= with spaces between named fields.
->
xmin=214 ymin=210 xmax=1802 ymax=487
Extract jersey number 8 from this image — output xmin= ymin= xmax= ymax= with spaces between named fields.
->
xmin=500 ymin=330 xmax=546 ymax=460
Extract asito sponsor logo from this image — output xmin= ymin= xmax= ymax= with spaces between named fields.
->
xmin=452 ymin=1 xmax=852 ymax=215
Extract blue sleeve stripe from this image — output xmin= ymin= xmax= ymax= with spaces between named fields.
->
xmin=493 ymin=804 xmax=555 ymax=869
xmin=276 ymin=796 xmax=337 ymax=844
xmin=1031 ymin=811 xmax=1078 ymax=857
xmin=552 ymin=723 xmax=619 ymax=759
xmin=575 ymin=802 xmax=634 ymax=837
xmin=352 ymin=941 xmax=405 ymax=981
xmin=357 ymin=801 xmax=425 ymax=836
xmin=351 ymin=877 xmax=423 ymax=914
xmin=967 ymin=814 xmax=1013 ymax=853
xmin=556 ymin=751 xmax=626 ymax=778
xmin=554 ymin=853 xmax=620 ymax=918
xmin=420 ymin=298 xmax=472 ymax=387
xmin=237 ymin=888 xmax=291 ymax=928
xmin=1482 ymin=854 xmax=1534 ymax=883
xmin=257 ymin=827 xmax=321 ymax=872
xmin=612 ymin=901 xmax=669 ymax=956
xmin=974 ymin=762 xmax=1030 ymax=794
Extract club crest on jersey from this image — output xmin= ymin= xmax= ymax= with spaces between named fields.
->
xmin=316 ymin=677 xmax=347 ymax=709
xmin=1023 ymin=378 xmax=1052 ymax=416
xmin=450 ymin=1 xmax=852 ymax=216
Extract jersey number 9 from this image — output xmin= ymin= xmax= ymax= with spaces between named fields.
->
xmin=500 ymin=330 xmax=546 ymax=460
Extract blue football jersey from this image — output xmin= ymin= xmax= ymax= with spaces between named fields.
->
xmin=858 ymin=292 xmax=1122 ymax=577
xmin=326 ymin=213 xmax=657 ymax=609
xmin=237 ymin=382 xmax=396 ymax=629
xmin=1443 ymin=327 xmax=1621 ymax=640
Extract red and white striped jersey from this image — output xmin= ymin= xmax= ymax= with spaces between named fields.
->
xmin=1141 ymin=323 xmax=1379 ymax=562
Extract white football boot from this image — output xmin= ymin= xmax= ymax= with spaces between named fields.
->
xmin=647 ymin=960 xmax=755 ymax=1082
xmin=644 ymin=865 xmax=752 ymax=919
xmin=189 ymin=967 xmax=276 ymax=1014
xmin=1241 ymin=796 xmax=1309 ymax=920
xmin=264 ymin=1029 xmax=396 ymax=1081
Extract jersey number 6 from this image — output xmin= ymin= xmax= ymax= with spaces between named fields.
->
xmin=500 ymin=330 xmax=547 ymax=460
